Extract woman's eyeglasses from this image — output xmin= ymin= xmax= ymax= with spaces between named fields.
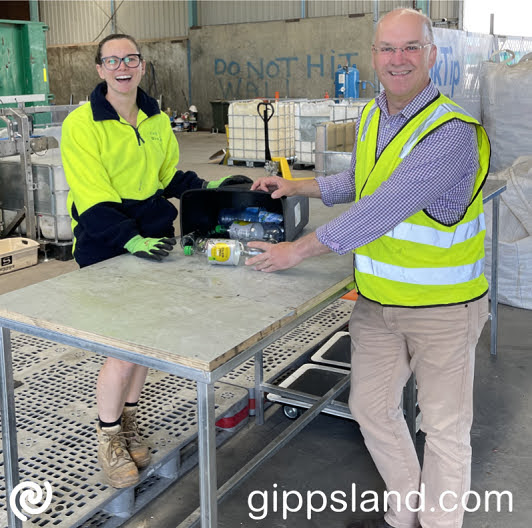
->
xmin=100 ymin=54 xmax=142 ymax=71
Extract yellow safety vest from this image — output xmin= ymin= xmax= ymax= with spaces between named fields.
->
xmin=354 ymin=93 xmax=491 ymax=307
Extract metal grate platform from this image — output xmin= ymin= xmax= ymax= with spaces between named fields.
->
xmin=1 ymin=341 xmax=248 ymax=527
xmin=220 ymin=298 xmax=354 ymax=405
xmin=1 ymin=297 xmax=355 ymax=526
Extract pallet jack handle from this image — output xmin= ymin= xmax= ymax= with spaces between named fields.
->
xmin=272 ymin=157 xmax=315 ymax=181
xmin=257 ymin=101 xmax=274 ymax=161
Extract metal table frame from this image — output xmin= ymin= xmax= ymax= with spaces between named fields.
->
xmin=482 ymin=179 xmax=506 ymax=357
xmin=0 ymin=274 xmax=352 ymax=528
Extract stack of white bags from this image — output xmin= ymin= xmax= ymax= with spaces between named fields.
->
xmin=481 ymin=52 xmax=532 ymax=309
xmin=484 ymin=158 xmax=532 ymax=309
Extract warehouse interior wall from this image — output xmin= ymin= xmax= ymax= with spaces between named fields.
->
xmin=47 ymin=38 xmax=189 ymax=111
xmin=47 ymin=14 xmax=374 ymax=130
xmin=189 ymin=15 xmax=374 ymax=127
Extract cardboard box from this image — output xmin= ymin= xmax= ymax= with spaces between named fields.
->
xmin=0 ymin=238 xmax=39 ymax=275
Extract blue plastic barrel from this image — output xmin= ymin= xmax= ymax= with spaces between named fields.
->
xmin=345 ymin=64 xmax=360 ymax=99
xmin=334 ymin=65 xmax=347 ymax=99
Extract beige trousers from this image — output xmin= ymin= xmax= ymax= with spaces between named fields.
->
xmin=348 ymin=295 xmax=489 ymax=528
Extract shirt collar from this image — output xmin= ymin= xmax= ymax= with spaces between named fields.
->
xmin=375 ymin=80 xmax=440 ymax=120
xmin=90 ymin=82 xmax=161 ymax=122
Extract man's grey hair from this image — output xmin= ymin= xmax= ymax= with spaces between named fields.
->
xmin=373 ymin=8 xmax=434 ymax=44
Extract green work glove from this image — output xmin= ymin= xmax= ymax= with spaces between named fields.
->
xmin=204 ymin=175 xmax=253 ymax=188
xmin=124 ymin=235 xmax=177 ymax=261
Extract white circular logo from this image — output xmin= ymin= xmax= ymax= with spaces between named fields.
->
xmin=9 ymin=480 xmax=53 ymax=521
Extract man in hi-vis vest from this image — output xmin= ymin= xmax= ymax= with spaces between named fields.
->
xmin=248 ymin=8 xmax=490 ymax=528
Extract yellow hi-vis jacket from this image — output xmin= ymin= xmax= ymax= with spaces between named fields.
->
xmin=354 ymin=93 xmax=491 ymax=307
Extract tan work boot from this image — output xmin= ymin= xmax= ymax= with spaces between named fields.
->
xmin=97 ymin=424 xmax=139 ymax=488
xmin=122 ymin=407 xmax=151 ymax=469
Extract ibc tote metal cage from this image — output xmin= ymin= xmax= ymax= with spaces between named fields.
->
xmin=294 ymin=98 xmax=370 ymax=169
xmin=227 ymin=99 xmax=296 ymax=166
xmin=313 ymin=99 xmax=370 ymax=176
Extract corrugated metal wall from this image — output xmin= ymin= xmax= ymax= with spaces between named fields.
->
xmin=41 ymin=0 xmax=188 ymax=46
xmin=430 ymin=1 xmax=459 ymax=21
xmin=41 ymin=0 xmax=461 ymax=46
xmin=307 ymin=1 xmax=371 ymax=17
xmin=115 ymin=1 xmax=188 ymax=41
xmin=40 ymin=0 xmax=110 ymax=45
xmin=197 ymin=1 xmax=301 ymax=26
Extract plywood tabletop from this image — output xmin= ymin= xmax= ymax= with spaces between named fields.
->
xmin=0 ymin=199 xmax=354 ymax=372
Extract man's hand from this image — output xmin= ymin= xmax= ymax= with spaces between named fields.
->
xmin=251 ymin=176 xmax=322 ymax=199
xmin=251 ymin=176 xmax=297 ymax=199
xmin=204 ymin=175 xmax=253 ymax=188
xmin=124 ymin=235 xmax=177 ymax=261
xmin=244 ymin=241 xmax=303 ymax=272
xmin=245 ymin=232 xmax=331 ymax=272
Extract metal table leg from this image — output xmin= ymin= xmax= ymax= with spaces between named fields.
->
xmin=196 ymin=381 xmax=217 ymax=528
xmin=254 ymin=350 xmax=264 ymax=425
xmin=490 ymin=195 xmax=501 ymax=356
xmin=0 ymin=327 xmax=23 ymax=528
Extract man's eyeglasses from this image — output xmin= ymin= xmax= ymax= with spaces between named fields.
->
xmin=372 ymin=43 xmax=432 ymax=56
xmin=100 ymin=54 xmax=142 ymax=71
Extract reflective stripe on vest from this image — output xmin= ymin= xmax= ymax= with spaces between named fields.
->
xmin=399 ymin=103 xmax=475 ymax=159
xmin=385 ymin=213 xmax=486 ymax=248
xmin=360 ymin=102 xmax=378 ymax=142
xmin=355 ymin=254 xmax=485 ymax=286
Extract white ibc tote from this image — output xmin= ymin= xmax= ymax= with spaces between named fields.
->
xmin=484 ymin=157 xmax=532 ymax=310
xmin=480 ymin=51 xmax=532 ymax=172
xmin=228 ymin=100 xmax=295 ymax=162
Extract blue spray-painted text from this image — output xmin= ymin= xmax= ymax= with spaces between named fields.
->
xmin=214 ymin=51 xmax=359 ymax=99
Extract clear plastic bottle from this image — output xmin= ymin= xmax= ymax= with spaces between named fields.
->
xmin=180 ymin=231 xmax=199 ymax=249
xmin=214 ymin=221 xmax=284 ymax=242
xmin=218 ymin=207 xmax=283 ymax=225
xmin=183 ymin=238 xmax=264 ymax=266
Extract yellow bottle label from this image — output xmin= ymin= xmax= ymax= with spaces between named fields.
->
xmin=208 ymin=242 xmax=231 ymax=262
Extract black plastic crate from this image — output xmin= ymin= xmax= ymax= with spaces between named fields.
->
xmin=180 ymin=184 xmax=309 ymax=242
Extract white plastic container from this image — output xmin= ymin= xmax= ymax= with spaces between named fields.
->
xmin=228 ymin=100 xmax=295 ymax=162
xmin=329 ymin=99 xmax=368 ymax=122
xmin=39 ymin=215 xmax=72 ymax=241
xmin=294 ymin=99 xmax=331 ymax=165
xmin=0 ymin=237 xmax=39 ymax=275
xmin=0 ymin=148 xmax=73 ymax=241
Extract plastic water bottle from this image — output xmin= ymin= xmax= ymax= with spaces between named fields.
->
xmin=180 ymin=231 xmax=199 ymax=249
xmin=218 ymin=207 xmax=283 ymax=225
xmin=183 ymin=238 xmax=264 ymax=266
xmin=214 ymin=221 xmax=284 ymax=242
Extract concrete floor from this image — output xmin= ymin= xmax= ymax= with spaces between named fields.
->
xmin=1 ymin=132 xmax=531 ymax=528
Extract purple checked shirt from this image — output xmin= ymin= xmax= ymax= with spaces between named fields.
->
xmin=315 ymin=81 xmax=479 ymax=254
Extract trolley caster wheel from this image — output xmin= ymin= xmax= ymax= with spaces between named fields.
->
xmin=283 ymin=405 xmax=301 ymax=420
